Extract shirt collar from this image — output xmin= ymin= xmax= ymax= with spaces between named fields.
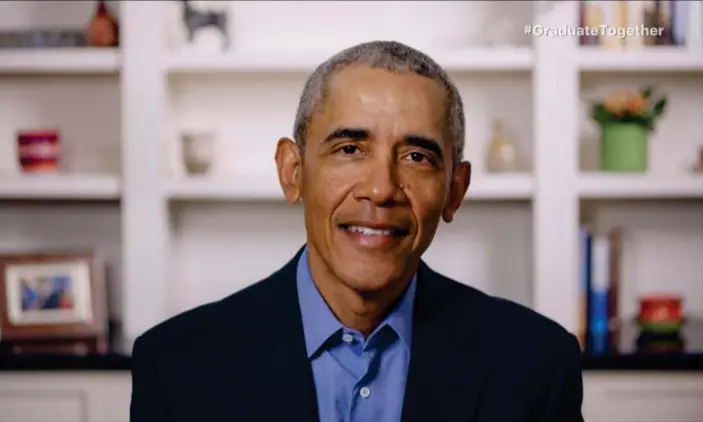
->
xmin=296 ymin=246 xmax=416 ymax=358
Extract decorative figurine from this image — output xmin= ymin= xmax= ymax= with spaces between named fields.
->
xmin=86 ymin=0 xmax=119 ymax=47
xmin=181 ymin=0 xmax=229 ymax=51
xmin=486 ymin=119 xmax=518 ymax=172
xmin=693 ymin=146 xmax=703 ymax=173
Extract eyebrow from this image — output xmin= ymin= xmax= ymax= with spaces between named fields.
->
xmin=323 ymin=127 xmax=369 ymax=143
xmin=323 ymin=127 xmax=445 ymax=161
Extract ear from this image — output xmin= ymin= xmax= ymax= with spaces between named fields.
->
xmin=442 ymin=161 xmax=471 ymax=223
xmin=275 ymin=137 xmax=303 ymax=204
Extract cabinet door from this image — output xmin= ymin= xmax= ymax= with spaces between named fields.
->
xmin=584 ymin=373 xmax=703 ymax=422
xmin=0 ymin=391 xmax=85 ymax=422
xmin=0 ymin=373 xmax=131 ymax=422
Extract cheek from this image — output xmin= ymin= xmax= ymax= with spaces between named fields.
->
xmin=303 ymin=161 xmax=354 ymax=219
xmin=402 ymin=172 xmax=448 ymax=221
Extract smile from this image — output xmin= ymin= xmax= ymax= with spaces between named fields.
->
xmin=338 ymin=223 xmax=409 ymax=250
xmin=345 ymin=225 xmax=398 ymax=236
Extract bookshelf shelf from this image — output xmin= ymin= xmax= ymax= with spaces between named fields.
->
xmin=164 ymin=47 xmax=533 ymax=74
xmin=577 ymin=48 xmax=703 ymax=73
xmin=582 ymin=352 xmax=703 ymax=371
xmin=0 ymin=174 xmax=121 ymax=200
xmin=165 ymin=173 xmax=534 ymax=201
xmin=2 ymin=351 xmax=702 ymax=372
xmin=0 ymin=49 xmax=121 ymax=74
xmin=578 ymin=173 xmax=703 ymax=199
xmin=165 ymin=174 xmax=283 ymax=201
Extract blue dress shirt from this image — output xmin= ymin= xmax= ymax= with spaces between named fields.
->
xmin=296 ymin=247 xmax=417 ymax=422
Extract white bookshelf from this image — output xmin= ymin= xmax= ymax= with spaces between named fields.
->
xmin=1 ymin=0 xmax=702 ymax=353
xmin=2 ymin=2 xmax=703 ymax=421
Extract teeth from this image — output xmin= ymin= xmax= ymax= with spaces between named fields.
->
xmin=346 ymin=225 xmax=393 ymax=236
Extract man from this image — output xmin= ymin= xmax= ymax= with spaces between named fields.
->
xmin=130 ymin=40 xmax=584 ymax=422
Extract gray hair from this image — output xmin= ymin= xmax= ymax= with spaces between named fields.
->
xmin=292 ymin=40 xmax=465 ymax=168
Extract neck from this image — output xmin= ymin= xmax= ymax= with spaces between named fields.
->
xmin=306 ymin=245 xmax=415 ymax=337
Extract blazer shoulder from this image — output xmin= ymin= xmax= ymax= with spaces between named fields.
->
xmin=488 ymin=294 xmax=577 ymax=345
xmin=132 ymin=274 xmax=280 ymax=355
xmin=431 ymin=270 xmax=576 ymax=348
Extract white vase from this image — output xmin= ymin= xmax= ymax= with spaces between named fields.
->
xmin=181 ymin=132 xmax=215 ymax=175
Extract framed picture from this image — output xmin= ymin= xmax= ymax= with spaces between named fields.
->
xmin=0 ymin=252 xmax=108 ymax=352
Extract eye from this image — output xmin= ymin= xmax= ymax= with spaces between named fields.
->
xmin=407 ymin=151 xmax=430 ymax=163
xmin=340 ymin=145 xmax=360 ymax=155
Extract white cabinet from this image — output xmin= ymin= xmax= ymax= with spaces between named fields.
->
xmin=0 ymin=373 xmax=131 ymax=422
xmin=0 ymin=372 xmax=701 ymax=421
xmin=583 ymin=373 xmax=703 ymax=422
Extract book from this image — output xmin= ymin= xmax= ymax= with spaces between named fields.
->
xmin=671 ymin=0 xmax=688 ymax=46
xmin=626 ymin=1 xmax=647 ymax=49
xmin=687 ymin=0 xmax=703 ymax=49
xmin=579 ymin=225 xmax=623 ymax=355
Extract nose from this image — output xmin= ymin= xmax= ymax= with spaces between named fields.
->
xmin=352 ymin=154 xmax=406 ymax=206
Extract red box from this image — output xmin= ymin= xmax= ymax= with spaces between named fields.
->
xmin=17 ymin=130 xmax=60 ymax=173
xmin=638 ymin=294 xmax=683 ymax=323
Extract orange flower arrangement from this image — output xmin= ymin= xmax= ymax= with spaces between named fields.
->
xmin=592 ymin=87 xmax=667 ymax=131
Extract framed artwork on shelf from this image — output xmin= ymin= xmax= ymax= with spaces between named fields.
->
xmin=0 ymin=251 xmax=109 ymax=355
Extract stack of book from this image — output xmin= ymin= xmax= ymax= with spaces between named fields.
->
xmin=578 ymin=226 xmax=622 ymax=355
xmin=579 ymin=0 xmax=703 ymax=49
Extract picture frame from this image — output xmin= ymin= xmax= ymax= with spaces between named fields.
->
xmin=0 ymin=251 xmax=109 ymax=354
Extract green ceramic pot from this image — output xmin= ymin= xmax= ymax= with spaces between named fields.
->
xmin=600 ymin=123 xmax=649 ymax=172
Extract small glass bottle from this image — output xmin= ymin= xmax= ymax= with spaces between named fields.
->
xmin=486 ymin=119 xmax=518 ymax=172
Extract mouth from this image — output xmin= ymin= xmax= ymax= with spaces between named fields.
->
xmin=338 ymin=222 xmax=410 ymax=250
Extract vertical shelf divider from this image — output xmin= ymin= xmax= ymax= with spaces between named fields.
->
xmin=532 ymin=1 xmax=581 ymax=333
xmin=120 ymin=1 xmax=170 ymax=351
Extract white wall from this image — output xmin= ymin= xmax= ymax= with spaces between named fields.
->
xmin=161 ymin=2 xmax=538 ymax=315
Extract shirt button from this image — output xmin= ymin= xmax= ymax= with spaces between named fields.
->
xmin=342 ymin=333 xmax=354 ymax=343
xmin=359 ymin=386 xmax=371 ymax=398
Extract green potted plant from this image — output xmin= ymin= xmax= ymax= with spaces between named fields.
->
xmin=591 ymin=86 xmax=667 ymax=172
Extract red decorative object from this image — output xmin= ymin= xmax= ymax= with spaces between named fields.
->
xmin=638 ymin=294 xmax=682 ymax=323
xmin=17 ymin=130 xmax=60 ymax=173
xmin=86 ymin=0 xmax=119 ymax=47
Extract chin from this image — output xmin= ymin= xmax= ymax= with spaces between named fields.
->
xmin=332 ymin=255 xmax=407 ymax=294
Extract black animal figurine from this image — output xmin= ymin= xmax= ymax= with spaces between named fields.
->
xmin=181 ymin=0 xmax=229 ymax=50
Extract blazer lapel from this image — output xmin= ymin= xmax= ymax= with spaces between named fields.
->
xmin=250 ymin=249 xmax=320 ymax=422
xmin=400 ymin=262 xmax=488 ymax=422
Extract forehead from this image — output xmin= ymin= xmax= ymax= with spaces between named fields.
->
xmin=317 ymin=65 xmax=449 ymax=136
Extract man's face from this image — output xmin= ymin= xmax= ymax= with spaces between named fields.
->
xmin=276 ymin=65 xmax=470 ymax=293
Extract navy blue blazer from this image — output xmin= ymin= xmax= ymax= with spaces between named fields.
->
xmin=130 ymin=247 xmax=584 ymax=422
